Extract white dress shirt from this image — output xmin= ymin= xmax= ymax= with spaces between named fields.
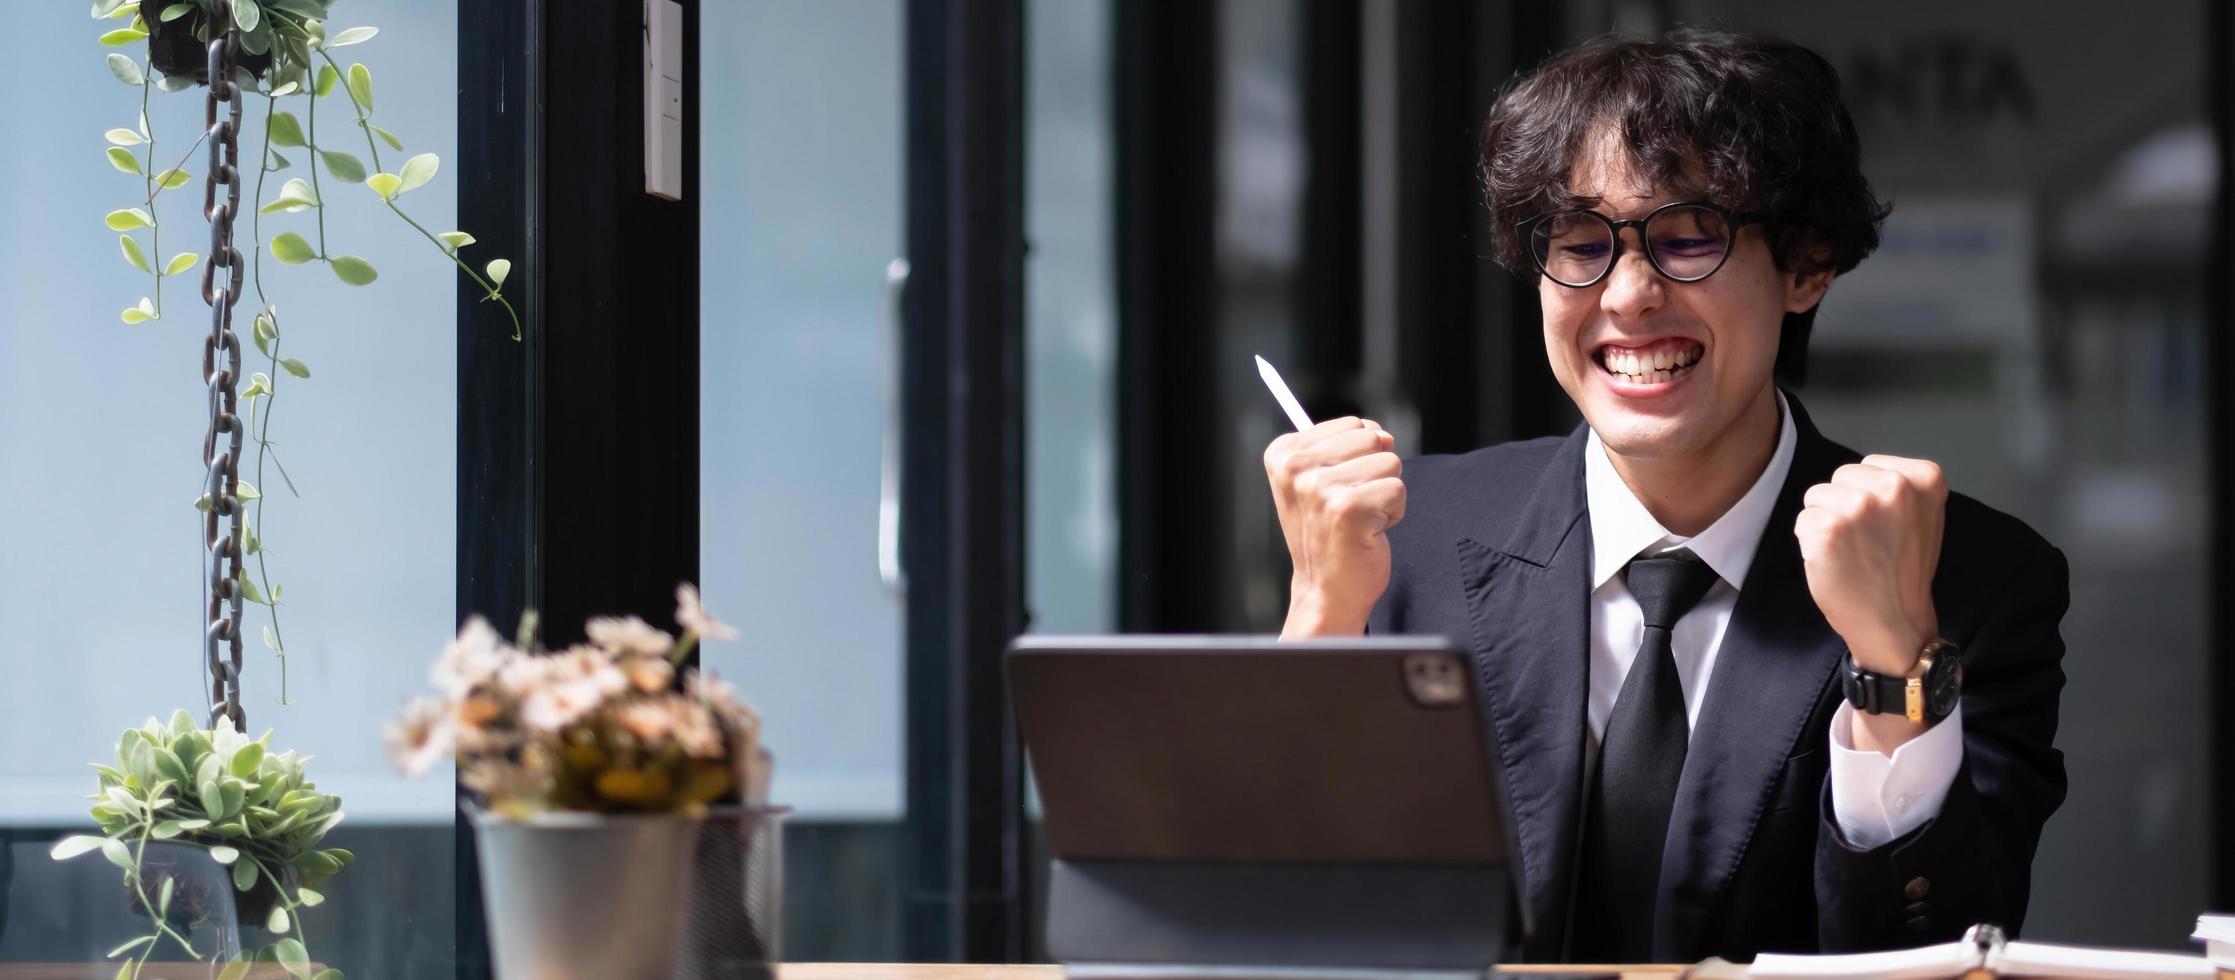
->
xmin=1582 ymin=391 xmax=1964 ymax=850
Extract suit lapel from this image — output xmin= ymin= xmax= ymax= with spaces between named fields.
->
xmin=1652 ymin=397 xmax=1855 ymax=960
xmin=1452 ymin=426 xmax=1593 ymax=959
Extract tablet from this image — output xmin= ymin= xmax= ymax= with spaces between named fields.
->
xmin=1009 ymin=635 xmax=1526 ymax=977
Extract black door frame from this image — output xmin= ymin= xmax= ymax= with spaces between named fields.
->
xmin=899 ymin=0 xmax=1033 ymax=963
xmin=455 ymin=0 xmax=704 ymax=975
xmin=458 ymin=0 xmax=1036 ymax=969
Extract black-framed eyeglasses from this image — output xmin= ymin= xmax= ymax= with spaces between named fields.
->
xmin=1516 ymin=201 xmax=1765 ymax=288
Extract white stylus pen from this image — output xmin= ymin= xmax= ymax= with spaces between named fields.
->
xmin=1254 ymin=355 xmax=1315 ymax=433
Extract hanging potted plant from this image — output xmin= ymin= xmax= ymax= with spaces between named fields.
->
xmin=386 ymin=585 xmax=785 ymax=980
xmin=54 ymin=0 xmax=526 ymax=976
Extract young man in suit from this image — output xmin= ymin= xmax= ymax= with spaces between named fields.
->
xmin=1264 ymin=29 xmax=2066 ymax=964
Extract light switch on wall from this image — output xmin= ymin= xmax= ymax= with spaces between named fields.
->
xmin=644 ymin=0 xmax=684 ymax=201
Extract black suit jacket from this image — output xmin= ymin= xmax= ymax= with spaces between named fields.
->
xmin=1367 ymin=394 xmax=2068 ymax=963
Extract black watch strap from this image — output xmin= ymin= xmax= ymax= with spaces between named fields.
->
xmin=1840 ymin=659 xmax=1909 ymax=715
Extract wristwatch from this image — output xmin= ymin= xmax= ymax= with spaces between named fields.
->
xmin=1841 ymin=639 xmax=1963 ymax=724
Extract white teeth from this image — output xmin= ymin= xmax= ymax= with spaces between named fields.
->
xmin=1602 ymin=343 xmax=1701 ymax=383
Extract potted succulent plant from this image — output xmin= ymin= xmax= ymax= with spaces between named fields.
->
xmin=386 ymin=585 xmax=784 ymax=980
xmin=49 ymin=711 xmax=353 ymax=978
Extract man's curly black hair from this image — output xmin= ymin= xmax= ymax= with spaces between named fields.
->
xmin=1478 ymin=28 xmax=1892 ymax=383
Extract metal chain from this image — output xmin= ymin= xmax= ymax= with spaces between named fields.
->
xmin=200 ymin=3 xmax=247 ymax=732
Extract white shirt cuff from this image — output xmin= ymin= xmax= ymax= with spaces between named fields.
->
xmin=1826 ymin=701 xmax=1965 ymax=850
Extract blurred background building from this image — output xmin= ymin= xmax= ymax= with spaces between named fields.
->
xmin=3 ymin=0 xmax=2226 ymax=973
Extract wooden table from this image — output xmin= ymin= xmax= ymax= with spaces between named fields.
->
xmin=779 ymin=966 xmax=1681 ymax=979
xmin=1 ymin=963 xmax=1679 ymax=979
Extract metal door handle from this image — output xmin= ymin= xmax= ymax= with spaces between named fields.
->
xmin=879 ymin=257 xmax=910 ymax=597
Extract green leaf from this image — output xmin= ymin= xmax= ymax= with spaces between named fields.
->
xmin=218 ymin=957 xmax=253 ymax=980
xmin=239 ymin=577 xmax=266 ymax=605
xmin=49 ymin=835 xmax=108 ymax=860
xmin=234 ymin=857 xmax=258 ymax=891
xmin=159 ymin=3 xmax=192 ymax=22
xmin=98 ymin=27 xmax=147 ymax=46
xmin=281 ymin=358 xmax=311 ymax=379
xmin=193 ymin=493 xmax=212 ymax=511
xmin=120 ymin=298 xmax=156 ymax=324
xmin=270 ymin=79 xmax=299 ymax=97
xmin=260 ymin=176 xmax=320 ymax=214
xmin=208 ymin=844 xmax=240 ymax=864
xmin=314 ymin=64 xmax=338 ymax=97
xmin=275 ymin=938 xmax=311 ymax=977
xmin=177 ymin=818 xmax=211 ymax=830
xmin=366 ymin=172 xmax=400 ymax=200
xmin=486 ymin=258 xmax=511 ymax=289
xmin=119 ymin=235 xmax=151 ymax=273
xmin=105 ymin=208 xmax=151 ymax=231
xmin=244 ymin=523 xmax=262 ymax=554
xmin=270 ymin=149 xmax=291 ymax=171
xmin=150 ymin=819 xmax=183 ymax=839
xmin=330 ymin=255 xmax=377 ymax=285
xmin=237 ymin=481 xmax=261 ymax=501
xmin=328 ymin=25 xmax=377 ymax=47
xmin=267 ymin=111 xmax=305 ymax=148
xmin=92 ymin=0 xmax=132 ymax=18
xmin=163 ymin=252 xmax=199 ymax=277
xmin=231 ymin=742 xmax=266 ymax=778
xmin=100 ymin=837 xmax=132 ymax=871
xmin=397 ymin=152 xmax=438 ymax=194
xmin=106 ymin=146 xmax=140 ymax=175
xmin=268 ymin=906 xmax=291 ymax=934
xmin=437 ymin=231 xmax=475 ymax=253
xmin=106 ymin=52 xmax=143 ymax=86
xmin=370 ymin=124 xmax=404 ymax=151
xmin=270 ymin=232 xmax=314 ymax=264
xmin=345 ymin=62 xmax=372 ymax=110
xmin=233 ymin=0 xmax=260 ymax=33
xmin=262 ymin=625 xmax=280 ymax=650
xmin=158 ymin=876 xmax=176 ymax=916
xmin=320 ymin=150 xmax=366 ymax=183
xmin=296 ymin=886 xmax=325 ymax=907
xmin=106 ymin=934 xmax=155 ymax=959
xmin=114 ymin=958 xmax=132 ymax=980
xmin=104 ymin=127 xmax=143 ymax=146
xmin=311 ymin=971 xmax=343 ymax=980
xmin=156 ymin=167 xmax=191 ymax=189
xmin=244 ymin=372 xmax=272 ymax=399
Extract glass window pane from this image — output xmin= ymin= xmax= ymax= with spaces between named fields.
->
xmin=700 ymin=0 xmax=905 ymax=961
xmin=1028 ymin=0 xmax=1119 ymax=639
xmin=1 ymin=2 xmax=460 ymax=973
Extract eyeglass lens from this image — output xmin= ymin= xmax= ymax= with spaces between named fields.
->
xmin=1529 ymin=205 xmax=1736 ymax=286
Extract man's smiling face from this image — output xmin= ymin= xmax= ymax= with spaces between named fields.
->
xmin=1539 ymin=128 xmax=1831 ymax=463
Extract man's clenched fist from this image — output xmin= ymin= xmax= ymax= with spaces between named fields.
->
xmin=1795 ymin=453 xmax=1947 ymax=678
xmin=1265 ymin=417 xmax=1407 ymax=638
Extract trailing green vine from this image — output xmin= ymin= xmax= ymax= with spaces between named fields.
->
xmin=96 ymin=0 xmax=523 ymax=710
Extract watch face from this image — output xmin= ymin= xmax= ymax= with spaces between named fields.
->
xmin=1926 ymin=648 xmax=1964 ymax=718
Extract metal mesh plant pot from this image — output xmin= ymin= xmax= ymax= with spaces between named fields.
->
xmin=676 ymin=805 xmax=790 ymax=980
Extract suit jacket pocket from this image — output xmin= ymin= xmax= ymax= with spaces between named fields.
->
xmin=1764 ymin=749 xmax=1825 ymax=815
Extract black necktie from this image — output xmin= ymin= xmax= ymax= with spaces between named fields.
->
xmin=1572 ymin=549 xmax=1722 ymax=963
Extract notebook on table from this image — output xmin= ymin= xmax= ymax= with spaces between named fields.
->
xmin=1694 ymin=924 xmax=2219 ymax=980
